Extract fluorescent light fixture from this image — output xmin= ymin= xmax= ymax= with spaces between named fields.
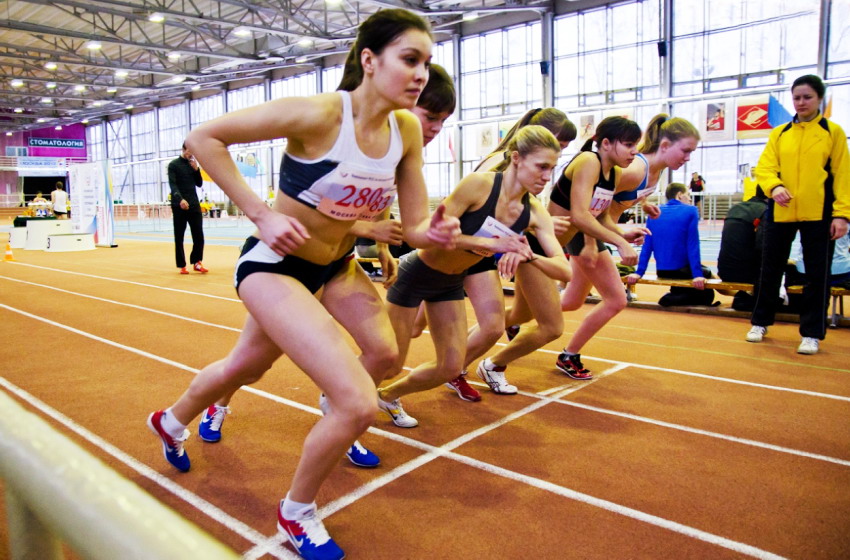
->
xmin=167 ymin=51 xmax=181 ymax=62
xmin=44 ymin=61 xmax=58 ymax=70
xmin=295 ymin=56 xmax=309 ymax=64
xmin=298 ymin=38 xmax=313 ymax=47
xmin=92 ymin=101 xmax=103 ymax=107
xmin=126 ymin=104 xmax=134 ymax=110
xmin=74 ymin=85 xmax=86 ymax=92
xmin=5 ymin=132 xmax=11 ymax=137
xmin=170 ymin=74 xmax=187 ymax=84
xmin=191 ymin=84 xmax=201 ymax=91
xmin=148 ymin=12 xmax=165 ymax=23
xmin=37 ymin=118 xmax=46 ymax=123
xmin=325 ymin=0 xmax=342 ymax=6
xmin=233 ymin=26 xmax=252 ymax=37
xmin=14 ymin=108 xmax=22 ymax=113
xmin=462 ymin=11 xmax=480 ymax=21
xmin=115 ymin=70 xmax=129 ymax=78
xmin=81 ymin=119 xmax=89 ymax=124
xmin=10 ymin=79 xmax=24 ymax=87
xmin=85 ymin=41 xmax=102 ymax=50
xmin=41 ymin=97 xmax=52 ymax=104
xmin=46 ymin=82 xmax=57 ymax=89
xmin=55 ymin=125 xmax=63 ymax=130
xmin=106 ymin=87 xmax=118 ymax=93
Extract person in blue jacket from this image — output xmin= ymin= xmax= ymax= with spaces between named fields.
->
xmin=626 ymin=182 xmax=715 ymax=306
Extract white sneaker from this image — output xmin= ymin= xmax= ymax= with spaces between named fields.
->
xmin=797 ymin=337 xmax=819 ymax=355
xmin=476 ymin=358 xmax=518 ymax=395
xmin=377 ymin=392 xmax=418 ymax=428
xmin=746 ymin=325 xmax=767 ymax=343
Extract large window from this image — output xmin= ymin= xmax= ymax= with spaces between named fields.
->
xmin=158 ymin=103 xmax=187 ymax=159
xmin=190 ymin=93 xmax=224 ymax=129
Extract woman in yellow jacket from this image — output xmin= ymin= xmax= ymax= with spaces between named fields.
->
xmin=747 ymin=74 xmax=850 ymax=354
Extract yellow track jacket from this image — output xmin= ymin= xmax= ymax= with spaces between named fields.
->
xmin=755 ymin=114 xmax=850 ymax=222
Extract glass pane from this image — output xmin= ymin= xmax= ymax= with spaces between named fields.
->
xmin=582 ymin=9 xmax=607 ymax=52
xmin=554 ymin=16 xmax=579 ymax=57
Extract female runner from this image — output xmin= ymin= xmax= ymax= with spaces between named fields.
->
xmin=376 ymin=125 xmax=572 ymax=427
xmin=146 ymin=10 xmax=459 ymax=560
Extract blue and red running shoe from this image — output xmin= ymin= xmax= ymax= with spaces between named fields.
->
xmin=277 ymin=502 xmax=345 ymax=560
xmin=147 ymin=410 xmax=191 ymax=472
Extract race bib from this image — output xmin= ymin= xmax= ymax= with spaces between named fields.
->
xmin=315 ymin=163 xmax=397 ymax=221
xmin=588 ymin=187 xmax=614 ymax=217
xmin=471 ymin=215 xmax=521 ymax=256
xmin=635 ymin=184 xmax=656 ymax=201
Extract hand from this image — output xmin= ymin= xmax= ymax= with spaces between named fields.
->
xmin=579 ymin=238 xmax=599 ymax=267
xmin=626 ymin=273 xmax=641 ymax=285
xmin=622 ymin=226 xmax=650 ymax=245
xmin=189 ymin=157 xmax=199 ymax=171
xmin=772 ymin=186 xmax=792 ymax=207
xmin=256 ymin=210 xmax=310 ymax=256
xmin=831 ymin=217 xmax=849 ymax=240
xmin=426 ymin=203 xmax=461 ymax=250
xmin=179 ymin=199 xmax=189 ymax=211
xmin=551 ymin=215 xmax=572 ymax=237
xmin=368 ymin=219 xmax=404 ymax=245
xmin=693 ymin=276 xmax=706 ymax=290
xmin=378 ymin=249 xmax=398 ymax=288
xmin=642 ymin=203 xmax=661 ymax=219
xmin=617 ymin=243 xmax=638 ymax=266
xmin=497 ymin=251 xmax=523 ymax=280
xmin=493 ymin=235 xmax=532 ymax=259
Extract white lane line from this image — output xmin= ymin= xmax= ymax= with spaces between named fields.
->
xmin=2 ymin=263 xmax=241 ymax=302
xmin=0 ymin=377 xmax=297 ymax=560
xmin=0 ymin=276 xmax=241 ymax=332
xmin=5 ymin=268 xmax=847 ymax=401
xmin=0 ymin=306 xmax=811 ymax=559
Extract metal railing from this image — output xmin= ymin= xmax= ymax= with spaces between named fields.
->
xmin=0 ymin=389 xmax=239 ymax=560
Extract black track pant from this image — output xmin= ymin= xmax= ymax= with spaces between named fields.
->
xmin=173 ymin=208 xmax=204 ymax=268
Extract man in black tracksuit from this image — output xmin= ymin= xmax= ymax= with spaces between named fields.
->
xmin=168 ymin=143 xmax=207 ymax=273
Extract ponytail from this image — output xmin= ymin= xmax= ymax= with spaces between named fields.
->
xmin=638 ymin=113 xmax=700 ymax=154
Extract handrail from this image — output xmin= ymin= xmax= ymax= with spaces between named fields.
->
xmin=0 ymin=390 xmax=239 ymax=560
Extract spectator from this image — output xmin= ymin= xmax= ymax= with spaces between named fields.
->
xmin=168 ymin=143 xmax=208 ymax=274
xmin=689 ymin=171 xmax=706 ymax=217
xmin=717 ymin=192 xmax=769 ymax=310
xmin=627 ymin=182 xmax=715 ymax=306
xmin=51 ymin=182 xmax=69 ymax=219
xmin=747 ymin=74 xmax=849 ymax=355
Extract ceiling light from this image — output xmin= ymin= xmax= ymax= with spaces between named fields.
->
xmin=148 ymin=12 xmax=165 ymax=23
xmin=233 ymin=27 xmax=252 ymax=37
xmin=325 ymin=0 xmax=342 ymax=6
xmin=298 ymin=38 xmax=313 ymax=48
xmin=170 ymin=75 xmax=187 ymax=84
xmin=41 ymin=97 xmax=52 ymax=104
xmin=14 ymin=108 xmax=23 ymax=113
xmin=115 ymin=70 xmax=129 ymax=78
xmin=191 ymin=84 xmax=201 ymax=91
xmin=462 ymin=11 xmax=480 ymax=21
xmin=106 ymin=87 xmax=118 ymax=93
xmin=126 ymin=104 xmax=134 ymax=110
xmin=46 ymin=82 xmax=57 ymax=89
xmin=85 ymin=41 xmax=102 ymax=50
xmin=295 ymin=56 xmax=309 ymax=64
xmin=92 ymin=101 xmax=103 ymax=107
xmin=81 ymin=119 xmax=89 ymax=124
xmin=5 ymin=132 xmax=11 ymax=137
xmin=167 ymin=51 xmax=181 ymax=62
xmin=10 ymin=79 xmax=24 ymax=87
xmin=55 ymin=125 xmax=63 ymax=130
xmin=37 ymin=118 xmax=46 ymax=123
xmin=74 ymin=85 xmax=86 ymax=92
xmin=44 ymin=61 xmax=58 ymax=70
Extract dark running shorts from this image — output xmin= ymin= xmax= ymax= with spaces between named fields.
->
xmin=386 ymin=252 xmax=467 ymax=308
xmin=565 ymin=233 xmax=606 ymax=256
xmin=233 ymin=236 xmax=353 ymax=295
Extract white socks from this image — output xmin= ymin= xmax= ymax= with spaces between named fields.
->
xmin=161 ymin=408 xmax=187 ymax=436
xmin=281 ymin=494 xmax=317 ymax=520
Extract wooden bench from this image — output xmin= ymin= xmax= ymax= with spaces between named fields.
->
xmin=624 ymin=275 xmax=848 ymax=328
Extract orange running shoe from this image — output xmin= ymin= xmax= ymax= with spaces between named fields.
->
xmin=179 ymin=267 xmax=189 ymax=275
xmin=193 ymin=262 xmax=209 ymax=273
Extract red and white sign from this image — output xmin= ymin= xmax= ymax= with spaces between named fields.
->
xmin=736 ymin=95 xmax=772 ymax=139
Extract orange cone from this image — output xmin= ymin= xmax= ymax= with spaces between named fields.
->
xmin=4 ymin=242 xmax=15 ymax=262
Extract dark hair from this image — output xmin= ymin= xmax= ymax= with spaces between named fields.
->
xmin=337 ymin=9 xmax=432 ymax=91
xmin=55 ymin=181 xmax=64 ymax=189
xmin=417 ymin=63 xmax=455 ymax=115
xmin=791 ymin=74 xmax=826 ymax=99
xmin=638 ymin=114 xmax=700 ymax=154
xmin=665 ymin=182 xmax=687 ymax=201
xmin=475 ymin=107 xmax=575 ymax=172
xmin=182 ymin=142 xmax=187 ymax=150
xmin=580 ymin=116 xmax=641 ymax=152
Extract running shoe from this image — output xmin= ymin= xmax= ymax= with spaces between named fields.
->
xmin=555 ymin=353 xmax=593 ymax=381
xmin=179 ymin=267 xmax=189 ymax=275
xmin=505 ymin=325 xmax=520 ymax=341
xmin=377 ymin=393 xmax=419 ymax=428
xmin=746 ymin=325 xmax=767 ymax=343
xmin=193 ymin=262 xmax=209 ymax=273
xmin=445 ymin=372 xmax=482 ymax=402
xmin=318 ymin=393 xmax=381 ymax=467
xmin=476 ymin=358 xmax=518 ymax=395
xmin=277 ymin=502 xmax=345 ymax=560
xmin=797 ymin=337 xmax=819 ymax=355
xmin=198 ymin=404 xmax=230 ymax=443
xmin=147 ymin=410 xmax=191 ymax=472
